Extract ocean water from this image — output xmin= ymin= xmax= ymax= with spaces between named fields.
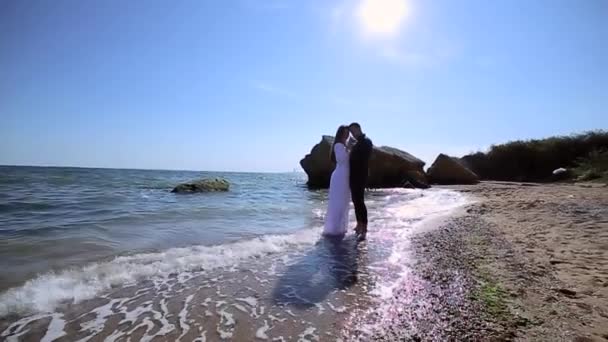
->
xmin=0 ymin=166 xmax=469 ymax=341
xmin=0 ymin=166 xmax=313 ymax=290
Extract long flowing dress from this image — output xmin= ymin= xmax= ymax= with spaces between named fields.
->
xmin=323 ymin=143 xmax=350 ymax=236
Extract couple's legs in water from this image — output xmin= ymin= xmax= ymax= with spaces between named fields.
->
xmin=350 ymin=177 xmax=367 ymax=240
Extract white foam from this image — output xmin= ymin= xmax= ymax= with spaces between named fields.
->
xmin=256 ymin=320 xmax=271 ymax=340
xmin=232 ymin=303 xmax=248 ymax=313
xmin=77 ymin=298 xmax=122 ymax=341
xmin=268 ymin=314 xmax=286 ymax=323
xmin=216 ymin=327 xmax=233 ymax=340
xmin=236 ymin=296 xmax=258 ymax=307
xmin=0 ymin=228 xmax=321 ymax=316
xmin=177 ymin=294 xmax=194 ymax=341
xmin=297 ymin=327 xmax=318 ymax=342
xmin=218 ymin=308 xmax=235 ymax=327
xmin=156 ymin=297 xmax=176 ymax=336
xmin=201 ymin=297 xmax=211 ymax=307
xmin=216 ymin=308 xmax=235 ymax=340
xmin=39 ymin=313 xmax=66 ymax=342
xmin=327 ymin=302 xmax=346 ymax=313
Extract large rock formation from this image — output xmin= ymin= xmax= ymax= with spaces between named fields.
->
xmin=172 ymin=178 xmax=230 ymax=193
xmin=300 ymin=136 xmax=428 ymax=189
xmin=427 ymin=154 xmax=480 ymax=185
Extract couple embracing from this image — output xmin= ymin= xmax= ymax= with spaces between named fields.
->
xmin=322 ymin=122 xmax=373 ymax=241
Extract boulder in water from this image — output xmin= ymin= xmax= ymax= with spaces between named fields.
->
xmin=172 ymin=178 xmax=230 ymax=193
xmin=300 ymin=136 xmax=428 ymax=189
xmin=427 ymin=154 xmax=480 ymax=185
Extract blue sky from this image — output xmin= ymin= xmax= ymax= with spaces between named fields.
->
xmin=1 ymin=0 xmax=606 ymax=172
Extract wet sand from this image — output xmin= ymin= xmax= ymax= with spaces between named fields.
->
xmin=0 ymin=237 xmax=374 ymax=341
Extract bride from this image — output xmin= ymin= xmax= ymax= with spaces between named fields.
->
xmin=323 ymin=125 xmax=351 ymax=237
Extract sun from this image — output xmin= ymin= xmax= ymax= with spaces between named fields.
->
xmin=356 ymin=0 xmax=410 ymax=37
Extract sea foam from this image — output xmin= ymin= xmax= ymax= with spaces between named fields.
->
xmin=0 ymin=188 xmax=469 ymax=318
xmin=0 ymin=227 xmax=321 ymax=316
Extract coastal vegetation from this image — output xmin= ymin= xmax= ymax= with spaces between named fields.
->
xmin=461 ymin=131 xmax=608 ymax=182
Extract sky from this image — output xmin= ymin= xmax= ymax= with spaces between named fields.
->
xmin=1 ymin=0 xmax=607 ymax=172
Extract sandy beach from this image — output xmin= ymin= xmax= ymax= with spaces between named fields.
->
xmin=390 ymin=182 xmax=608 ymax=341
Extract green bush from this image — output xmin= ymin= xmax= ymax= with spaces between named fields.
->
xmin=461 ymin=131 xmax=608 ymax=182
xmin=573 ymin=149 xmax=608 ymax=181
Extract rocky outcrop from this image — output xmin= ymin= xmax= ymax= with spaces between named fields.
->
xmin=300 ymin=136 xmax=428 ymax=189
xmin=427 ymin=154 xmax=479 ymax=185
xmin=172 ymin=178 xmax=230 ymax=193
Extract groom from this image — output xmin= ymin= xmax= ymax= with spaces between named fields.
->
xmin=348 ymin=122 xmax=373 ymax=241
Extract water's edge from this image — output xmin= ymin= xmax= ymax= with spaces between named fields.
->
xmin=1 ymin=188 xmax=470 ymax=341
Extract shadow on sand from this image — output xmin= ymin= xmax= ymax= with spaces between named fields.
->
xmin=272 ymin=234 xmax=364 ymax=308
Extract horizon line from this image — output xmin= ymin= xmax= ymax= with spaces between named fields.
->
xmin=0 ymin=164 xmax=305 ymax=175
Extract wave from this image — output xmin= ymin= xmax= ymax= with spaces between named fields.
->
xmin=0 ymin=227 xmax=322 ymax=316
xmin=0 ymin=188 xmax=470 ymax=317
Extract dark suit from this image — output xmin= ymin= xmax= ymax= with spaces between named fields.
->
xmin=349 ymin=135 xmax=373 ymax=225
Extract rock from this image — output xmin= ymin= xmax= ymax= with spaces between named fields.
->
xmin=549 ymin=259 xmax=566 ymax=265
xmin=552 ymin=167 xmax=567 ymax=175
xmin=427 ymin=154 xmax=480 ymax=185
xmin=300 ymin=135 xmax=428 ymax=189
xmin=551 ymin=167 xmax=571 ymax=181
xmin=171 ymin=178 xmax=230 ymax=193
xmin=556 ymin=288 xmax=577 ymax=297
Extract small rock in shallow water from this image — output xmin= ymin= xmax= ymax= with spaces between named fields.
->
xmin=172 ymin=178 xmax=230 ymax=193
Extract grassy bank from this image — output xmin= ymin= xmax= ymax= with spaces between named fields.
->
xmin=573 ymin=148 xmax=608 ymax=182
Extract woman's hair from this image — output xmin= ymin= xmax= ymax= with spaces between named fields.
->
xmin=331 ymin=125 xmax=350 ymax=163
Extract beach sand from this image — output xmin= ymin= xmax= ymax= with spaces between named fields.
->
xmin=400 ymin=182 xmax=608 ymax=341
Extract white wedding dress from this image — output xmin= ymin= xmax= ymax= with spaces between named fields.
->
xmin=323 ymin=143 xmax=350 ymax=236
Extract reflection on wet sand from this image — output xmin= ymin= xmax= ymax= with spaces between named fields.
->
xmin=273 ymin=235 xmax=365 ymax=308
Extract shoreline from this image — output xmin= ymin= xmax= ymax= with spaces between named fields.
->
xmin=3 ymin=182 xmax=605 ymax=340
xmin=391 ymin=182 xmax=608 ymax=341
xmin=1 ymin=188 xmax=470 ymax=341
xmin=339 ymin=196 xmax=493 ymax=341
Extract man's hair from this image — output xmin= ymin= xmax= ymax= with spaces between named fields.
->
xmin=348 ymin=122 xmax=361 ymax=130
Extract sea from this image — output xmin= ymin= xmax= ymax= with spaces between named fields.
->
xmin=0 ymin=166 xmax=469 ymax=341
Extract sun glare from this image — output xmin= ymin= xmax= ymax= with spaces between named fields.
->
xmin=356 ymin=0 xmax=409 ymax=37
